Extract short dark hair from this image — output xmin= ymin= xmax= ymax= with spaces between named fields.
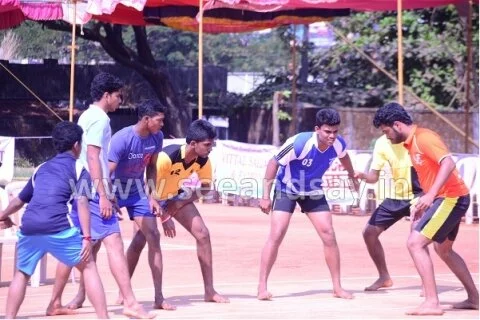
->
xmin=90 ymin=72 xmax=124 ymax=101
xmin=52 ymin=121 xmax=83 ymax=153
xmin=316 ymin=108 xmax=341 ymax=127
xmin=373 ymin=102 xmax=413 ymax=128
xmin=186 ymin=119 xmax=216 ymax=143
xmin=137 ymin=99 xmax=165 ymax=120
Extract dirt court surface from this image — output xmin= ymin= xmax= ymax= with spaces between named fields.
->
xmin=0 ymin=203 xmax=478 ymax=319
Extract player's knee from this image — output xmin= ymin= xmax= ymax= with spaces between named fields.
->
xmin=145 ymin=228 xmax=161 ymax=246
xmin=320 ymin=229 xmax=337 ymax=246
xmin=194 ymin=227 xmax=210 ymax=243
xmin=406 ymin=236 xmax=422 ymax=252
xmin=362 ymin=225 xmax=380 ymax=240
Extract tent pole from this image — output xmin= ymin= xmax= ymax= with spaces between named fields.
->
xmin=198 ymin=0 xmax=204 ymax=119
xmin=464 ymin=0 xmax=473 ymax=153
xmin=397 ymin=0 xmax=404 ymax=105
xmin=68 ymin=0 xmax=77 ymax=122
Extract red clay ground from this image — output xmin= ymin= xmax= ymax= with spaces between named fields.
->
xmin=0 ymin=203 xmax=478 ymax=319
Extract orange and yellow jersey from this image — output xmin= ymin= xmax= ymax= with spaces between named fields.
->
xmin=403 ymin=126 xmax=468 ymax=198
xmin=154 ymin=144 xmax=212 ymax=201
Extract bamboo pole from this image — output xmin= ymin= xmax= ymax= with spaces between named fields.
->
xmin=464 ymin=0 xmax=473 ymax=153
xmin=330 ymin=25 xmax=478 ymax=148
xmin=198 ymin=0 xmax=204 ymax=119
xmin=397 ymin=0 xmax=404 ymax=105
xmin=68 ymin=0 xmax=77 ymax=122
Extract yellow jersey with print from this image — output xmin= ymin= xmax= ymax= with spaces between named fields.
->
xmin=155 ymin=144 xmax=212 ymax=201
xmin=370 ymin=135 xmax=422 ymax=200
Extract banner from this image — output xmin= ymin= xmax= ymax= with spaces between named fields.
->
xmin=0 ymin=137 xmax=15 ymax=186
xmin=212 ymin=140 xmax=277 ymax=198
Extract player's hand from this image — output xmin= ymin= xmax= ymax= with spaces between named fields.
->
xmin=149 ymin=197 xmax=162 ymax=217
xmin=110 ymin=196 xmax=124 ymax=220
xmin=354 ymin=171 xmax=365 ymax=180
xmin=0 ymin=217 xmax=14 ymax=229
xmin=80 ymin=239 xmax=93 ymax=262
xmin=99 ymin=195 xmax=113 ymax=219
xmin=162 ymin=218 xmax=176 ymax=238
xmin=259 ymin=198 xmax=272 ymax=214
xmin=414 ymin=193 xmax=435 ymax=212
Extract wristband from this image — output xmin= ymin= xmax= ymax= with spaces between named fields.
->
xmin=161 ymin=214 xmax=172 ymax=223
xmin=82 ymin=236 xmax=92 ymax=241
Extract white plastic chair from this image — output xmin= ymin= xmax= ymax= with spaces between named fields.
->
xmin=4 ymin=181 xmax=47 ymax=287
xmin=455 ymin=156 xmax=479 ymax=224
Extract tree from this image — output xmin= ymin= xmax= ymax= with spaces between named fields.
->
xmin=42 ymin=21 xmax=190 ymax=137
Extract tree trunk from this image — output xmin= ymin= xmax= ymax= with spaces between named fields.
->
xmin=141 ymin=71 xmax=190 ymax=138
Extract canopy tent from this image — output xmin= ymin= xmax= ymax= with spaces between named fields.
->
xmin=1 ymin=0 xmax=474 ymax=31
xmin=0 ymin=0 xmax=477 ymax=151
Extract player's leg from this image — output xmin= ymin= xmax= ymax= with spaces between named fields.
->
xmin=257 ymin=192 xmax=295 ymax=300
xmin=173 ymin=202 xmax=229 ymax=303
xmin=102 ymin=230 xmax=155 ymax=318
xmin=6 ymin=233 xmax=44 ymax=318
xmin=304 ymin=196 xmax=353 ymax=299
xmin=47 ymin=227 xmax=108 ymax=318
xmin=133 ymin=214 xmax=175 ymax=310
xmin=64 ymin=240 xmax=101 ymax=310
xmin=432 ymin=195 xmax=478 ymax=310
xmin=363 ymin=199 xmax=410 ymax=291
xmin=405 ymin=197 xmax=454 ymax=316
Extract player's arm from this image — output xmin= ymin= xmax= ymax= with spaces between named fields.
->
xmin=0 ymin=178 xmax=33 ymax=228
xmin=262 ymin=158 xmax=280 ymax=200
xmin=87 ymin=145 xmax=112 ymax=218
xmin=355 ymin=169 xmax=381 ymax=184
xmin=339 ymin=153 xmax=360 ymax=192
xmin=146 ymin=153 xmax=162 ymax=215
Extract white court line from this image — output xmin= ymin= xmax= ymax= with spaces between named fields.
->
xmin=2 ymin=273 xmax=477 ymax=300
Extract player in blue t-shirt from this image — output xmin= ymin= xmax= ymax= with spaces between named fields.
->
xmin=257 ymin=108 xmax=359 ymax=301
xmin=109 ymin=99 xmax=175 ymax=310
xmin=0 ymin=122 xmax=108 ymax=319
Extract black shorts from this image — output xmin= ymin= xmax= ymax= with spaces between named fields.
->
xmin=414 ymin=195 xmax=469 ymax=243
xmin=368 ymin=198 xmax=411 ymax=230
xmin=272 ymin=191 xmax=330 ymax=213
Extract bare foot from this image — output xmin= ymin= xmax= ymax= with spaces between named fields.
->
xmin=257 ymin=290 xmax=273 ymax=301
xmin=364 ymin=278 xmax=393 ymax=291
xmin=333 ymin=288 xmax=354 ymax=299
xmin=406 ymin=302 xmax=444 ymax=316
xmin=153 ymin=300 xmax=177 ymax=311
xmin=205 ymin=292 xmax=230 ymax=303
xmin=123 ymin=304 xmax=156 ymax=319
xmin=453 ymin=299 xmax=479 ymax=310
xmin=65 ymin=296 xmax=85 ymax=310
xmin=46 ymin=305 xmax=77 ymax=316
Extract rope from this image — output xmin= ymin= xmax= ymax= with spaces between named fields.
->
xmin=0 ymin=62 xmax=63 ymax=121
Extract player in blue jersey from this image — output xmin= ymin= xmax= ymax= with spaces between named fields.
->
xmin=110 ymin=100 xmax=176 ymax=310
xmin=257 ymin=108 xmax=359 ymax=300
xmin=0 ymin=122 xmax=109 ymax=319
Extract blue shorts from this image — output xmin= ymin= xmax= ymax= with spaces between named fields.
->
xmin=71 ymin=196 xmax=120 ymax=241
xmin=17 ymin=227 xmax=82 ymax=276
xmin=117 ymin=194 xmax=155 ymax=221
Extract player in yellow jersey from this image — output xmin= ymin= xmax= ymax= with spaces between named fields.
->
xmin=125 ymin=119 xmax=229 ymax=304
xmin=356 ymin=134 xmax=422 ymax=291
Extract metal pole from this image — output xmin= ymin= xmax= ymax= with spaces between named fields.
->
xmin=68 ymin=0 xmax=77 ymax=122
xmin=464 ymin=0 xmax=473 ymax=153
xmin=397 ymin=0 xmax=404 ymax=105
xmin=198 ymin=0 xmax=204 ymax=119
